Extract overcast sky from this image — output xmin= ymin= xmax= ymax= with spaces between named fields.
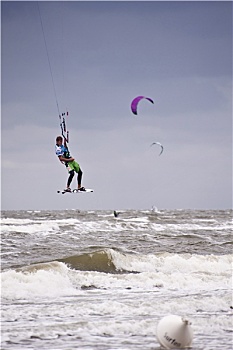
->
xmin=1 ymin=1 xmax=232 ymax=211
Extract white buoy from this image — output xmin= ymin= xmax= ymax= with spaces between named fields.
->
xmin=156 ymin=315 xmax=193 ymax=349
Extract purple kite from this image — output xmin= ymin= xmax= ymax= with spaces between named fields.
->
xmin=131 ymin=96 xmax=154 ymax=115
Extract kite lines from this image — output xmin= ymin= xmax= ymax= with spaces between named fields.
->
xmin=37 ymin=2 xmax=69 ymax=143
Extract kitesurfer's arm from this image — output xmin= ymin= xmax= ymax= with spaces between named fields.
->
xmin=63 ymin=137 xmax=68 ymax=149
xmin=58 ymin=155 xmax=75 ymax=163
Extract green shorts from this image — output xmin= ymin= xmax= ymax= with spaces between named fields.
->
xmin=67 ymin=160 xmax=80 ymax=173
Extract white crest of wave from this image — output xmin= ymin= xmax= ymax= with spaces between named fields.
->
xmin=1 ymin=262 xmax=78 ymax=300
xmin=1 ymin=218 xmax=81 ymax=235
xmin=109 ymin=250 xmax=232 ymax=290
xmin=110 ymin=250 xmax=230 ymax=273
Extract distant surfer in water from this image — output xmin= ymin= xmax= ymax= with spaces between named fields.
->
xmin=55 ymin=136 xmax=85 ymax=192
xmin=114 ymin=211 xmax=120 ymax=218
xmin=151 ymin=205 xmax=157 ymax=213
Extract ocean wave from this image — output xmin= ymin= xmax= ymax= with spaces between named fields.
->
xmin=1 ymin=249 xmax=231 ymax=301
xmin=59 ymin=249 xmax=128 ymax=273
xmin=1 ymin=261 xmax=77 ymax=300
xmin=3 ymin=248 xmax=232 ymax=275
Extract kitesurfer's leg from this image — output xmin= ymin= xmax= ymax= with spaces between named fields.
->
xmin=67 ymin=170 xmax=75 ymax=189
xmin=77 ymin=169 xmax=83 ymax=189
xmin=71 ymin=161 xmax=84 ymax=190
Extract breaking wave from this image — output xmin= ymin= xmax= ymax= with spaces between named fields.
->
xmin=1 ymin=248 xmax=231 ymax=301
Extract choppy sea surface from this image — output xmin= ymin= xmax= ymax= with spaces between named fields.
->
xmin=1 ymin=209 xmax=232 ymax=349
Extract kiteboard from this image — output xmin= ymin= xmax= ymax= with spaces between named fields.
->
xmin=57 ymin=188 xmax=93 ymax=194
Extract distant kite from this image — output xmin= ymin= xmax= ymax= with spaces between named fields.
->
xmin=131 ymin=96 xmax=154 ymax=115
xmin=150 ymin=142 xmax=164 ymax=156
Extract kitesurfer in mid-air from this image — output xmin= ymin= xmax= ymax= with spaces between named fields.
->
xmin=55 ymin=136 xmax=85 ymax=192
